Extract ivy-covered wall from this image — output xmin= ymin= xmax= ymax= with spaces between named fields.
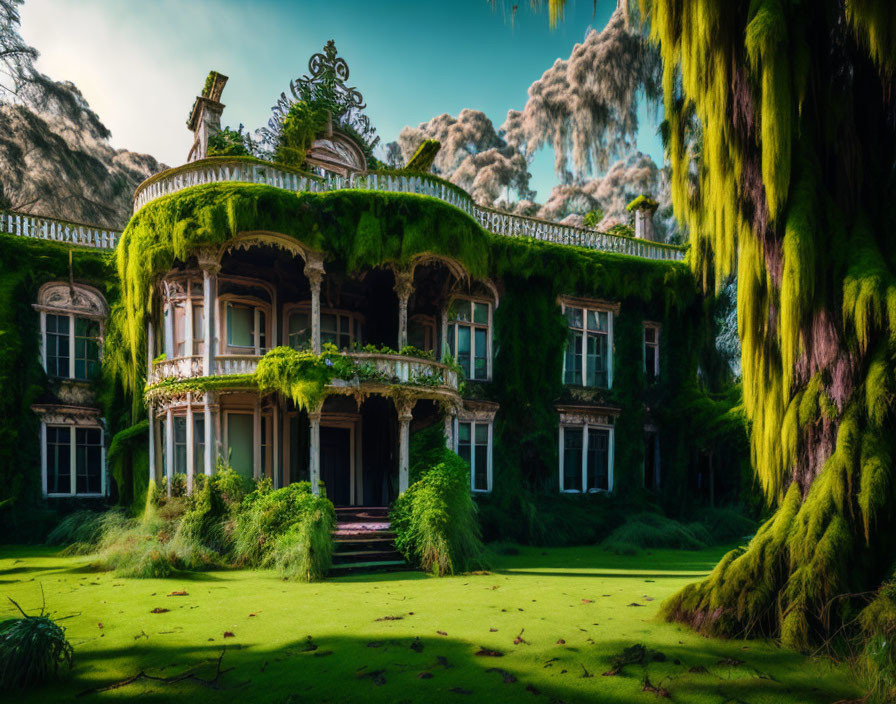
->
xmin=2 ymin=181 xmax=746 ymax=541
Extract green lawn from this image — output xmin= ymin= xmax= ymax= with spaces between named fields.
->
xmin=1 ymin=543 xmax=859 ymax=703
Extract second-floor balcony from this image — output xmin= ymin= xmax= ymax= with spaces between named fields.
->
xmin=148 ymin=350 xmax=460 ymax=394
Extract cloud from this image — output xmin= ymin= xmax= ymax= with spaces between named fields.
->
xmin=501 ymin=8 xmax=659 ymax=180
xmin=393 ymin=108 xmax=532 ymax=205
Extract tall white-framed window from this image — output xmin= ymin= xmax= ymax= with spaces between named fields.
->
xmin=560 ymin=299 xmax=614 ymax=389
xmin=160 ymin=274 xmax=206 ymax=359
xmin=221 ymin=297 xmax=268 ymax=355
xmin=446 ymin=297 xmax=492 ymax=381
xmin=454 ymin=418 xmax=493 ymax=492
xmin=558 ymin=422 xmax=614 ymax=493
xmin=36 ymin=283 xmax=106 ymax=381
xmin=224 ymin=410 xmax=255 ymax=481
xmin=644 ymin=323 xmax=660 ymax=382
xmin=40 ymin=419 xmax=106 ymax=498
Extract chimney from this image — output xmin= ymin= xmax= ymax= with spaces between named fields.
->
xmin=186 ymin=71 xmax=228 ymax=162
xmin=628 ymin=195 xmax=659 ymax=242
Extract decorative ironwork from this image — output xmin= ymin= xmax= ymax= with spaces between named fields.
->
xmin=260 ymin=40 xmax=378 ymax=152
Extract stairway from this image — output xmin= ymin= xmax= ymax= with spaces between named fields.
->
xmin=330 ymin=506 xmax=408 ymax=575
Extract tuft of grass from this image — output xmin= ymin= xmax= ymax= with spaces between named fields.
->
xmin=0 ymin=598 xmax=73 ymax=691
xmin=602 ymin=513 xmax=709 ymax=555
xmin=46 ymin=510 xmax=129 ymax=555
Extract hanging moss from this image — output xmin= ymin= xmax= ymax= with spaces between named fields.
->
xmin=625 ymin=0 xmax=896 ymax=652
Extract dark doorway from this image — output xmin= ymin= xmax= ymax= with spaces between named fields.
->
xmin=320 ymin=426 xmax=352 ymax=506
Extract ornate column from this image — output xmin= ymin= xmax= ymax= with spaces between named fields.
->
xmin=198 ymin=249 xmax=220 ymax=376
xmin=443 ymin=406 xmax=455 ymax=450
xmin=165 ymin=406 xmax=174 ymax=497
xmin=186 ymin=394 xmax=194 ymax=493
xmin=393 ymin=268 xmax=414 ymax=350
xmin=309 ymin=404 xmax=322 ymax=495
xmin=395 ymin=396 xmax=416 ymax=494
xmin=304 ymin=254 xmax=325 ymax=355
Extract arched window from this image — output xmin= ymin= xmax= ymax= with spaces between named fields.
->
xmin=34 ymin=283 xmax=107 ymax=381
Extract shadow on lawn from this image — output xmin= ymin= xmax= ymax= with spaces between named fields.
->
xmin=20 ymin=631 xmax=859 ymax=704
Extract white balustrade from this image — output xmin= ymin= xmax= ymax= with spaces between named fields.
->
xmin=149 ymin=355 xmax=203 ymax=384
xmin=149 ymin=350 xmax=459 ymax=394
xmin=132 ymin=158 xmax=686 ymax=262
xmin=1 ymin=211 xmax=120 ymax=250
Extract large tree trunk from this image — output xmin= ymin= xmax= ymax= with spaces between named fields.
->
xmin=630 ymin=0 xmax=896 ymax=653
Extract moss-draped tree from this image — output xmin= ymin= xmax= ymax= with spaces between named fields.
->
xmin=540 ymin=0 xmax=896 ymax=652
xmin=621 ymin=0 xmax=896 ymax=651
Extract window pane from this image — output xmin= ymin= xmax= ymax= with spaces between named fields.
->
xmin=457 ymin=422 xmax=472 ymax=465
xmin=228 ymin=305 xmax=253 ymax=347
xmin=228 ymin=414 xmax=254 ymax=480
xmin=74 ymin=318 xmax=100 ymax=380
xmin=587 ymin=428 xmax=610 ymax=491
xmin=565 ymin=307 xmax=583 ymax=329
xmin=76 ymin=427 xmax=102 ymax=495
xmin=449 ymin=299 xmax=471 ymax=322
xmin=644 ymin=326 xmax=656 ymax=343
xmin=473 ymin=302 xmax=489 ymax=324
xmin=340 ymin=315 xmax=350 ymax=335
xmin=563 ymin=428 xmax=583 ymax=491
xmin=194 ymin=418 xmax=205 ymax=473
xmin=586 ymin=333 xmax=608 ymax=388
xmin=258 ymin=310 xmax=266 ymax=350
xmin=174 ymin=417 xmax=187 ymax=474
xmin=288 ymin=312 xmax=310 ymax=350
xmin=587 ymin=310 xmax=608 ymax=332
xmin=47 ymin=427 xmax=71 ymax=494
xmin=564 ymin=329 xmax=582 ymax=385
xmin=173 ymin=304 xmax=186 ymax=356
xmin=192 ymin=304 xmax=204 ymax=353
xmin=321 ymin=313 xmax=338 ymax=345
xmin=473 ymin=328 xmax=487 ymax=379
xmin=474 ymin=423 xmax=488 ymax=444
xmin=47 ymin=314 xmax=70 ymax=378
xmin=457 ymin=326 xmax=471 ymax=378
xmin=474 ymin=444 xmax=488 ymax=490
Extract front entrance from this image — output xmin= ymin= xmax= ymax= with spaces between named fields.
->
xmin=320 ymin=425 xmax=352 ymax=506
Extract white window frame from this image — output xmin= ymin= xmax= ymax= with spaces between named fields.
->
xmin=35 ymin=282 xmax=107 ymax=382
xmin=454 ymin=417 xmax=493 ymax=493
xmin=220 ymin=295 xmax=269 ymax=355
xmin=446 ymin=296 xmax=493 ymax=381
xmin=559 ymin=298 xmax=615 ymax=389
xmin=643 ymin=322 xmax=660 ymax=380
xmin=41 ymin=422 xmax=106 ymax=498
xmin=283 ymin=302 xmax=364 ymax=352
xmin=558 ymin=422 xmax=614 ymax=493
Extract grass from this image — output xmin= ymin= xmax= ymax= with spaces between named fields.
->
xmin=0 ymin=543 xmax=859 ymax=703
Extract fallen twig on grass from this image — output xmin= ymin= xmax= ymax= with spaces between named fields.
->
xmin=77 ymin=648 xmax=233 ymax=696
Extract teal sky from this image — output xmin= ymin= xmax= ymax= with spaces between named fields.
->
xmin=20 ymin=0 xmax=662 ymax=201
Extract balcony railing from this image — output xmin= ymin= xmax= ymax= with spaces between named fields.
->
xmin=1 ymin=210 xmax=119 ymax=250
xmin=132 ymin=157 xmax=686 ymax=262
xmin=148 ymin=351 xmax=459 ymax=393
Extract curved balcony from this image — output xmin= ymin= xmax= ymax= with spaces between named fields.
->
xmin=132 ymin=157 xmax=686 ymax=262
xmin=147 ymin=351 xmax=459 ymax=395
xmin=1 ymin=210 xmax=119 ymax=250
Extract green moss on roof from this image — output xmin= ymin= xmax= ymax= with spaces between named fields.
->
xmin=404 ymin=140 xmax=441 ymax=172
xmin=626 ymin=194 xmax=659 ymax=212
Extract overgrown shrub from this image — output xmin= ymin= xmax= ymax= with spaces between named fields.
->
xmin=232 ymin=481 xmax=335 ymax=573
xmin=0 ymin=600 xmax=73 ymax=691
xmin=391 ymin=452 xmax=485 ymax=576
xmin=691 ymin=506 xmax=757 ymax=544
xmin=266 ymin=507 xmax=336 ymax=581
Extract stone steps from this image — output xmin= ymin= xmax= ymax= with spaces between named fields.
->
xmin=330 ymin=506 xmax=407 ymax=575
